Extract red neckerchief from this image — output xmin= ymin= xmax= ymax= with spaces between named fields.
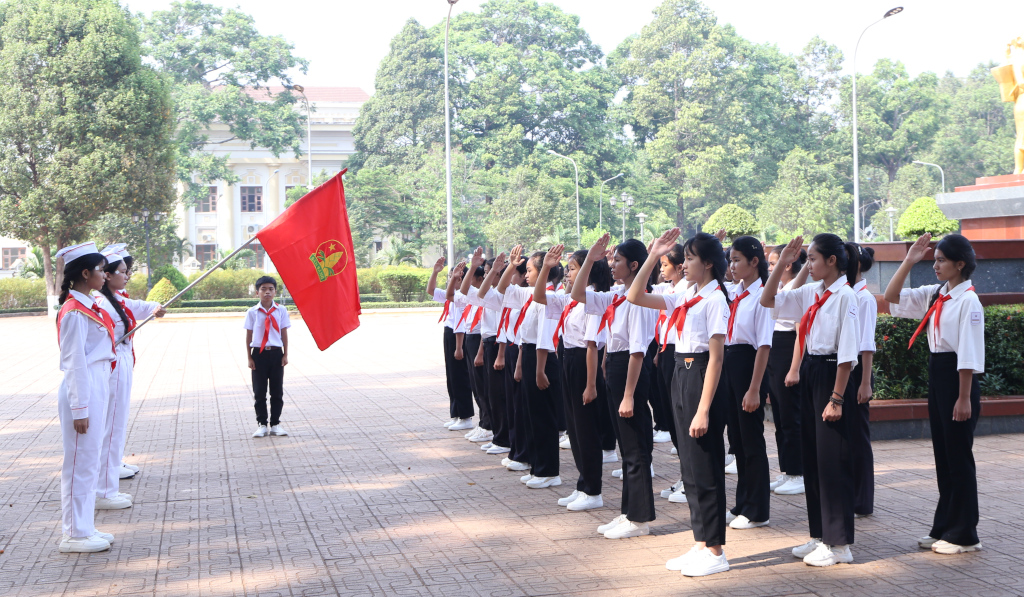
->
xmin=799 ymin=284 xmax=848 ymax=355
xmin=456 ymin=304 xmax=473 ymax=329
xmin=117 ymin=289 xmax=130 ymax=299
xmin=438 ymin=300 xmax=451 ymax=324
xmin=597 ymin=295 xmax=627 ymax=334
xmin=57 ymin=297 xmax=117 ymax=370
xmin=727 ymin=289 xmax=750 ymax=342
xmin=908 ymin=286 xmax=973 ymax=349
xmin=499 ymin=307 xmax=512 ymax=336
xmin=552 ymin=300 xmax=579 ymax=346
xmin=259 ymin=304 xmax=281 ymax=353
xmin=513 ymin=297 xmax=533 ymax=337
xmin=654 ymin=311 xmax=667 ymax=345
xmin=470 ymin=307 xmax=484 ymax=332
xmin=117 ymin=295 xmax=138 ymax=366
xmin=662 ymin=295 xmax=702 ymax=352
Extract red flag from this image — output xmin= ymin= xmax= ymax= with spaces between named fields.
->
xmin=256 ymin=171 xmax=360 ymax=350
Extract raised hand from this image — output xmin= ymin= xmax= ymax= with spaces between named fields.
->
xmin=509 ymin=244 xmax=525 ymax=267
xmin=431 ymin=256 xmax=445 ymax=274
xmin=714 ymin=228 xmax=727 ymax=243
xmin=777 ymin=236 xmax=803 ymax=267
xmin=905 ymin=233 xmax=933 ymax=264
xmin=470 ymin=246 xmax=485 ymax=269
xmin=543 ymin=244 xmax=564 ymax=269
xmin=452 ymin=260 xmax=466 ymax=281
xmin=586 ymin=233 xmax=611 ymax=263
xmin=650 ymin=228 xmax=681 ymax=258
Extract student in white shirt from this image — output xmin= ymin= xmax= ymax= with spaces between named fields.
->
xmin=53 ymin=243 xmax=116 ymax=553
xmin=884 ymin=233 xmax=984 ymax=555
xmin=468 ymin=255 xmax=512 ymax=455
xmin=629 ymin=229 xmax=731 ymax=577
xmin=847 ymin=244 xmax=877 ymax=517
xmin=766 ymin=245 xmax=809 ymax=496
xmin=536 ymin=246 xmax=614 ymax=512
xmin=428 ymin=259 xmax=476 ymax=431
xmin=653 ymin=243 xmax=690 ymax=502
xmin=762 ymin=234 xmax=861 ymax=568
xmin=245 ymin=276 xmax=292 ymax=438
xmin=458 ymin=255 xmax=492 ymax=443
xmin=574 ymin=235 xmax=658 ymax=540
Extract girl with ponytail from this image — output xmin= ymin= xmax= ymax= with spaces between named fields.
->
xmin=761 ymin=233 xmax=861 ymax=568
xmin=845 ymin=243 xmax=877 ymax=519
xmin=628 ymin=229 xmax=732 ymax=577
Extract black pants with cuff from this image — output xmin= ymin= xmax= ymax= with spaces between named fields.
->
xmin=647 ymin=340 xmax=671 ymax=433
xmin=800 ymin=353 xmax=856 ymax=546
xmin=521 ymin=344 xmax=561 ymax=478
xmin=673 ymin=351 xmax=728 ymax=546
xmin=928 ymin=352 xmax=981 ymax=546
xmin=850 ymin=355 xmax=874 ymax=515
xmin=723 ymin=344 xmax=771 ymax=523
xmin=768 ymin=331 xmax=802 ymax=476
xmin=464 ymin=333 xmax=491 ymax=430
xmin=606 ymin=351 xmax=655 ymax=523
xmin=562 ymin=346 xmax=604 ymax=496
xmin=251 ymin=347 xmax=284 ymax=426
xmin=483 ymin=337 xmax=510 ymax=448
xmin=442 ymin=327 xmax=475 ymax=420
xmin=504 ymin=343 xmax=529 ymax=464
xmin=657 ymin=343 xmax=679 ymax=451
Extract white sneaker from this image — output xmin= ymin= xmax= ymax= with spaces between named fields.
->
xmin=59 ymin=535 xmax=110 ymax=553
xmin=597 ymin=514 xmax=627 ymax=535
xmin=488 ymin=445 xmax=511 ymax=455
xmin=602 ymin=450 xmax=618 ymax=464
xmin=567 ymin=493 xmax=603 ymax=511
xmin=804 ymin=543 xmax=853 ymax=567
xmin=471 ymin=430 xmax=493 ymax=443
xmin=724 ymin=454 xmax=735 ymax=467
xmin=114 ymin=492 xmax=133 ymax=502
xmin=269 ymin=425 xmax=288 ymax=436
xmin=118 ymin=466 xmax=135 ymax=479
xmin=443 ymin=418 xmax=457 ymax=428
xmin=918 ymin=535 xmax=939 ymax=549
xmin=668 ymin=488 xmax=688 ymax=504
xmin=559 ymin=436 xmax=571 ymax=450
xmin=660 ymin=480 xmax=683 ymax=499
xmin=681 ymin=548 xmax=730 ymax=577
xmin=792 ymin=538 xmax=823 ymax=558
xmin=520 ymin=474 xmax=534 ymax=484
xmin=121 ymin=462 xmax=140 ymax=473
xmin=670 ymin=446 xmax=678 ymax=455
xmin=612 ymin=468 xmax=622 ymax=478
xmin=651 ymin=464 xmax=656 ymax=477
xmin=769 ymin=474 xmax=788 ymax=491
xmin=506 ymin=460 xmax=529 ymax=471
xmin=604 ymin=520 xmax=649 ymax=539
xmin=95 ymin=496 xmax=132 ymax=510
xmin=557 ymin=490 xmax=580 ymax=506
xmin=653 ymin=430 xmax=671 ymax=443
xmin=729 ymin=515 xmax=769 ymax=530
xmin=526 ymin=476 xmax=562 ymax=489
xmin=465 ymin=426 xmax=482 ymax=439
xmin=480 ymin=442 xmax=493 ymax=450
xmin=725 ymin=511 xmax=737 ymax=524
xmin=932 ymin=540 xmax=982 ymax=554
xmin=501 ymin=457 xmax=512 ymax=467
xmin=252 ymin=425 xmax=268 ymax=438
xmin=775 ymin=475 xmax=805 ymax=495
xmin=666 ymin=544 xmax=702 ymax=571
xmin=724 ymin=458 xmax=738 ymax=475
xmin=449 ymin=418 xmax=475 ymax=431
xmin=59 ymin=531 xmax=114 ymax=546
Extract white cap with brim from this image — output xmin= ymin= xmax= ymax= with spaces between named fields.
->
xmin=101 ymin=247 xmax=124 ymax=265
xmin=55 ymin=242 xmax=101 ymax=264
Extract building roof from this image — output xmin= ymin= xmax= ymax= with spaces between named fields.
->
xmin=242 ymin=86 xmax=370 ymax=103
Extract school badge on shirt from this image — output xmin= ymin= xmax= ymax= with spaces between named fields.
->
xmin=309 ymin=240 xmax=349 ymax=282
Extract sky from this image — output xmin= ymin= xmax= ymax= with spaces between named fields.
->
xmin=124 ymin=0 xmax=1022 ymax=94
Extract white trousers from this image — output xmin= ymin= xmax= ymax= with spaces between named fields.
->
xmin=58 ymin=363 xmax=110 ymax=538
xmin=97 ymin=348 xmax=133 ymax=499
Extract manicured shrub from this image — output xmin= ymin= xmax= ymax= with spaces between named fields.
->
xmin=703 ymin=204 xmax=758 ymax=239
xmin=186 ymin=269 xmax=287 ymax=300
xmin=151 ymin=265 xmax=192 ymax=300
xmin=377 ymin=266 xmax=430 ymax=302
xmin=896 ymin=196 xmax=959 ymax=238
xmin=0 ymin=278 xmax=46 ymax=309
xmin=357 ymin=267 xmax=383 ymax=294
xmin=124 ymin=275 xmax=148 ymax=299
xmin=146 ymin=278 xmax=177 ymax=303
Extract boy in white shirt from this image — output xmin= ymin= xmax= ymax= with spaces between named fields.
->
xmin=245 ymin=276 xmax=292 ymax=438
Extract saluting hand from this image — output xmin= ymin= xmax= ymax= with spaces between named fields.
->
xmin=778 ymin=236 xmax=804 ymax=267
xmin=905 ymin=233 xmax=933 ymax=265
xmin=470 ymin=246 xmax=485 ymax=269
xmin=543 ymin=244 xmax=564 ymax=270
xmin=432 ymin=257 xmax=446 ymax=274
xmin=509 ymin=245 xmax=525 ymax=267
xmin=587 ymin=233 xmax=611 ymax=263
xmin=650 ymin=228 xmax=681 ymax=258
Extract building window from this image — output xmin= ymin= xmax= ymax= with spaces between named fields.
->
xmin=2 ymin=247 xmax=26 ymax=269
xmin=195 ymin=244 xmax=217 ymax=267
xmin=244 ymin=243 xmax=267 ymax=269
xmin=197 ymin=186 xmax=217 ymax=212
xmin=374 ymin=241 xmax=383 ymax=251
xmin=240 ymin=186 xmax=263 ymax=212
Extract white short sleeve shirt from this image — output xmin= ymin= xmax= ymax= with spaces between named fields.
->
xmin=584 ymin=289 xmax=657 ymax=354
xmin=725 ymin=279 xmax=774 ymax=349
xmin=772 ymin=277 xmax=860 ymax=366
xmin=661 ymin=281 xmax=729 ymax=354
xmin=889 ymin=279 xmax=984 ymax=373
xmin=852 ymin=279 xmax=877 ymax=353
xmin=244 ymin=302 xmax=292 ymax=348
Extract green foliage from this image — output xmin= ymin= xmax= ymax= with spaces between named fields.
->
xmin=125 ymin=275 xmax=149 ymax=300
xmin=356 ymin=268 xmax=383 ymax=294
xmin=152 ymin=265 xmax=188 ymax=291
xmin=17 ymin=247 xmax=45 ymax=279
xmin=703 ymin=204 xmax=758 ymax=239
xmin=374 ymin=239 xmax=421 ymax=266
xmin=983 ymin=305 xmax=1024 ymax=392
xmin=896 ymin=197 xmax=959 ymax=238
xmin=146 ymin=278 xmax=177 ymax=303
xmin=377 ymin=266 xmax=431 ymax=302
xmin=0 ymin=278 xmax=46 ymax=309
xmin=757 ymin=148 xmax=852 ymax=243
xmin=185 ymin=269 xmax=283 ymax=300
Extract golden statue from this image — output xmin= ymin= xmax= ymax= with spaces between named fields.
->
xmin=993 ymin=37 xmax=1024 ymax=174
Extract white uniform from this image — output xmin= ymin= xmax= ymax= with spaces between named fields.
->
xmin=58 ymin=290 xmax=115 ymax=538
xmin=546 ymin=290 xmax=602 ymax=349
xmin=725 ymin=279 xmax=774 ymax=349
xmin=660 ymin=281 xmax=730 ymax=353
xmin=502 ymin=285 xmax=558 ymax=350
xmin=95 ymin=292 xmax=160 ymax=499
xmin=583 ymin=289 xmax=657 ymax=354
xmin=889 ymin=280 xmax=984 ymax=373
xmin=772 ymin=277 xmax=861 ymax=366
xmin=852 ymin=280 xmax=877 ymax=355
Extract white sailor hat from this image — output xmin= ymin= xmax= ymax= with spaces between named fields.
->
xmin=100 ymin=245 xmax=124 ymax=265
xmin=55 ymin=242 xmax=102 ymax=264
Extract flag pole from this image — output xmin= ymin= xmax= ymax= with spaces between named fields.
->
xmin=116 ymin=236 xmax=259 ymax=344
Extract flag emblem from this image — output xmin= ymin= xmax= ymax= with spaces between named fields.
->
xmin=309 ymin=240 xmax=348 ymax=282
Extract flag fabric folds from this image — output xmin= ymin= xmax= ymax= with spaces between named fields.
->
xmin=257 ymin=170 xmax=360 ymax=350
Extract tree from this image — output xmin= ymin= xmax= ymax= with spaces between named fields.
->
xmin=374 ymin=239 xmax=420 ymax=266
xmin=896 ymin=196 xmax=958 ymax=238
xmin=703 ymin=204 xmax=757 ymax=239
xmin=756 ymin=148 xmax=852 ymax=243
xmin=140 ymin=1 xmax=309 ymax=204
xmin=0 ymin=0 xmax=176 ymax=295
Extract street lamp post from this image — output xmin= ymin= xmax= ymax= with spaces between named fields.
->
xmin=886 ymin=206 xmax=898 ymax=241
xmin=289 ymin=84 xmax=313 ymax=187
xmin=852 ymin=6 xmax=903 ymax=242
xmin=599 ymin=173 xmax=624 ymax=232
xmin=443 ymin=0 xmax=459 ymax=267
xmin=637 ymin=213 xmax=648 ymax=242
xmin=609 ymin=192 xmax=634 ymax=243
xmin=913 ymin=160 xmax=945 ymax=193
xmin=132 ymin=210 xmax=163 ymax=293
xmin=547 ymin=150 xmax=580 ymax=248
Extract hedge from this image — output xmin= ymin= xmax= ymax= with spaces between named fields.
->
xmin=377 ymin=266 xmax=431 ymax=302
xmin=357 ymin=267 xmax=383 ymax=294
xmin=185 ymin=269 xmax=286 ymax=300
xmin=146 ymin=278 xmax=177 ymax=303
xmin=0 ymin=278 xmax=45 ymax=309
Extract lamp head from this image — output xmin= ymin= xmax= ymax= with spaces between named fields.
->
xmin=291 ymin=84 xmax=305 ymax=93
xmin=447 ymin=0 xmax=459 ymax=4
xmin=883 ymin=6 xmax=903 ymax=18
xmin=913 ymin=160 xmax=924 ymax=165
xmin=546 ymin=149 xmax=558 ymax=156
xmin=637 ymin=213 xmax=647 ymax=222
xmin=609 ymin=196 xmax=617 ymax=207
xmin=142 ymin=209 xmax=149 ymax=218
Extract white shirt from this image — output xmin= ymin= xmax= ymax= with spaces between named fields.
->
xmin=773 ymin=278 xmax=800 ymax=332
xmin=772 ymin=277 xmax=860 ymax=366
xmin=725 ymin=278 xmax=773 ymax=349
xmin=244 ymin=301 xmax=292 ymax=348
xmin=584 ymin=289 xmax=657 ymax=354
xmin=59 ymin=290 xmax=116 ymax=419
xmin=95 ymin=293 xmax=160 ymax=355
xmin=432 ymin=288 xmax=460 ymax=330
xmin=660 ymin=281 xmax=729 ymax=354
xmin=451 ymin=291 xmax=471 ymax=334
xmin=653 ymin=279 xmax=691 ymax=346
xmin=889 ymin=279 xmax=984 ymax=373
xmin=546 ymin=290 xmax=602 ymax=349
xmin=502 ymin=285 xmax=557 ymax=351
xmin=853 ymin=279 xmax=878 ymax=353
xmin=467 ymin=287 xmax=501 ymax=339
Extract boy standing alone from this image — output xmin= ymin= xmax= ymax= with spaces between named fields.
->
xmin=245 ymin=276 xmax=291 ymax=438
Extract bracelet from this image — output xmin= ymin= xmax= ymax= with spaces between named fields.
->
xmin=831 ymin=391 xmax=844 ymax=400
xmin=829 ymin=396 xmax=844 ymax=406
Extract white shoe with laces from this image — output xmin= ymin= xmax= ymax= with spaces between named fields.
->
xmin=506 ymin=460 xmax=529 ymax=471
xmin=557 ymin=490 xmax=580 ymax=506
xmin=471 ymin=430 xmax=493 ymax=443
xmin=932 ymin=540 xmax=982 ymax=554
xmin=59 ymin=535 xmax=111 ymax=553
xmin=559 ymin=436 xmax=571 ymax=450
xmin=269 ymin=425 xmax=288 ymax=436
xmin=668 ymin=488 xmax=687 ymax=503
xmin=59 ymin=531 xmax=114 ymax=546
xmin=121 ymin=462 xmax=140 ymax=473
xmin=725 ymin=511 xmax=737 ymax=524
xmin=653 ymin=430 xmax=671 ymax=443
xmin=917 ymin=535 xmax=939 ymax=549
xmin=526 ymin=476 xmax=561 ymax=489
xmin=95 ymin=496 xmax=132 ymax=510
xmin=252 ymin=425 xmax=268 ymax=438
xmin=775 ymin=475 xmax=805 ymax=495
xmin=792 ymin=538 xmax=823 ymax=558
xmin=464 ymin=426 xmax=482 ymax=439
xmin=612 ymin=468 xmax=622 ymax=478
xmin=597 ymin=514 xmax=627 ymax=535
xmin=680 ymin=548 xmax=730 ymax=577
xmin=604 ymin=520 xmax=649 ymax=539
xmin=119 ymin=466 xmax=135 ymax=479
xmin=803 ymin=543 xmax=853 ymax=567
xmin=729 ymin=515 xmax=769 ymax=530
xmin=602 ymin=450 xmax=618 ymax=464
xmin=666 ymin=544 xmax=702 ymax=571
xmin=660 ymin=480 xmax=683 ymax=499
xmin=566 ymin=493 xmax=603 ymax=511
xmin=449 ymin=418 xmax=475 ymax=431
xmin=487 ymin=445 xmax=510 ymax=455
xmin=724 ymin=458 xmax=738 ymax=475
xmin=520 ymin=474 xmax=534 ymax=484
xmin=443 ymin=418 xmax=456 ymax=428
xmin=769 ymin=474 xmax=788 ymax=491
xmin=480 ymin=442 xmax=493 ymax=450
xmin=501 ymin=457 xmax=512 ymax=467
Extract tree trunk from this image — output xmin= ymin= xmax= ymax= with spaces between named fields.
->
xmin=42 ymin=243 xmax=58 ymax=296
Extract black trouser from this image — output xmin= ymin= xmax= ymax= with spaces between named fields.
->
xmin=850 ymin=355 xmax=874 ymax=515
xmin=647 ymin=340 xmax=671 ymax=432
xmin=606 ymin=351 xmax=655 ymax=523
xmin=657 ymin=343 xmax=679 ymax=450
xmin=442 ymin=327 xmax=475 ymax=419
xmin=561 ymin=346 xmax=605 ymax=495
xmin=504 ymin=343 xmax=528 ymax=464
xmin=768 ymin=331 xmax=802 ymax=475
xmin=674 ymin=352 xmax=728 ymax=546
xmin=723 ymin=345 xmax=771 ymax=523
xmin=555 ymin=343 xmax=567 ymax=432
xmin=928 ymin=352 xmax=981 ymax=546
xmin=800 ymin=354 xmax=856 ymax=546
xmin=483 ymin=338 xmax=510 ymax=448
xmin=251 ymin=347 xmax=284 ymax=426
xmin=521 ymin=344 xmax=561 ymax=478
xmin=464 ymin=333 xmax=490 ymax=430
